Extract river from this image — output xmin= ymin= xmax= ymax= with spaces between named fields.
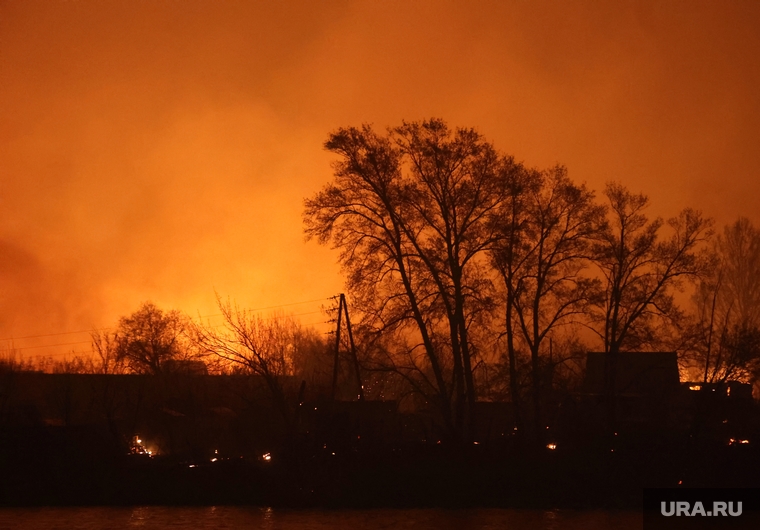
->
xmin=0 ymin=506 xmax=642 ymax=529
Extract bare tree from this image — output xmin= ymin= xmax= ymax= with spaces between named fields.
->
xmin=591 ymin=183 xmax=713 ymax=354
xmin=192 ymin=297 xmax=299 ymax=429
xmin=713 ymin=217 xmax=760 ymax=329
xmin=113 ymin=302 xmax=189 ymax=375
xmin=489 ymin=165 xmax=539 ymax=432
xmin=304 ymin=119 xmax=520 ymax=439
xmin=391 ymin=120 xmax=514 ymax=423
xmin=492 ymin=166 xmax=604 ymax=437
xmin=589 ymin=182 xmax=713 ymax=427
xmin=687 ymin=217 xmax=760 ymax=382
xmin=91 ymin=329 xmax=124 ymax=374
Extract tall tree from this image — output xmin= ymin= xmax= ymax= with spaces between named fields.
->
xmin=304 ymin=119 xmax=520 ymax=439
xmin=304 ymin=123 xmax=451 ymax=428
xmin=689 ymin=217 xmax=760 ymax=382
xmin=590 ymin=183 xmax=712 ymax=425
xmin=490 ymin=166 xmax=540 ymax=433
xmin=714 ymin=217 xmax=760 ymax=329
xmin=592 ymin=183 xmax=712 ymax=354
xmin=492 ymin=166 xmax=604 ymax=437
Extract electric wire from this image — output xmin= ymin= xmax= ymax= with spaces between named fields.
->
xmin=0 ymin=298 xmax=334 ymax=355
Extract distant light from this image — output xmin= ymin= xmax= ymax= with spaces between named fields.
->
xmin=546 ymin=443 xmax=557 ymax=450
xmin=473 ymin=441 xmax=479 ymax=445
xmin=210 ymin=458 xmax=218 ymax=462
xmin=189 ymin=464 xmax=196 ymax=468
xmin=678 ymin=480 xmax=683 ymax=485
xmin=740 ymin=439 xmax=750 ymax=444
xmin=727 ymin=387 xmax=732 ymax=396
xmin=262 ymin=452 xmax=272 ymax=461
xmin=137 ymin=439 xmax=142 ymax=444
xmin=331 ymin=452 xmax=336 ymax=456
xmin=689 ymin=385 xmax=701 ymax=391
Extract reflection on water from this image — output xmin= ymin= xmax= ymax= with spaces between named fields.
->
xmin=0 ymin=506 xmax=642 ymax=529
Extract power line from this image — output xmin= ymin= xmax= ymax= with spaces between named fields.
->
xmin=14 ymin=340 xmax=92 ymax=352
xmin=190 ymin=297 xmax=332 ymax=321
xmin=0 ymin=296 xmax=333 ymax=343
xmin=1 ymin=305 xmax=332 ymax=353
xmin=0 ymin=327 xmax=111 ymax=342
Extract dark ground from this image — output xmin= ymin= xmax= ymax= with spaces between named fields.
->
xmin=2 ymin=426 xmax=759 ymax=509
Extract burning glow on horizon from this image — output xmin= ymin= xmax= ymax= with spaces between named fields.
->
xmin=1 ymin=1 xmax=759 ymax=358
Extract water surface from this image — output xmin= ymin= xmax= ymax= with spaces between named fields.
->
xmin=0 ymin=506 xmax=642 ymax=530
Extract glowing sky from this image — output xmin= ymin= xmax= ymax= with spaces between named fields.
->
xmin=1 ymin=0 xmax=759 ymax=358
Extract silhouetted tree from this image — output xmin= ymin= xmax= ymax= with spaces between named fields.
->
xmin=716 ymin=324 xmax=760 ymax=383
xmin=91 ymin=329 xmax=124 ymax=374
xmin=114 ymin=302 xmax=189 ymax=375
xmin=492 ymin=166 xmax=604 ymax=438
xmin=489 ymin=165 xmax=539 ymax=433
xmin=591 ymin=183 xmax=712 ymax=353
xmin=589 ymin=183 xmax=712 ymax=427
xmin=304 ymin=119 xmax=521 ymax=439
xmin=192 ymin=297 xmax=299 ymax=430
xmin=687 ymin=217 xmax=760 ymax=382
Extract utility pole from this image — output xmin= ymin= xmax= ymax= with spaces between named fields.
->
xmin=330 ymin=293 xmax=364 ymax=401
xmin=331 ymin=295 xmax=342 ymax=401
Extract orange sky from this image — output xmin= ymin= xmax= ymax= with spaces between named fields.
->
xmin=1 ymin=0 xmax=759 ymax=359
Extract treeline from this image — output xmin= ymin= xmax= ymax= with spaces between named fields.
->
xmin=303 ymin=118 xmax=760 ymax=441
xmin=3 ymin=119 xmax=759 ymax=446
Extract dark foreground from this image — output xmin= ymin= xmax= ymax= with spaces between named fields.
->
xmin=2 ymin=426 xmax=759 ymax=508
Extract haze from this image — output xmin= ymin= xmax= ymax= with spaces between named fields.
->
xmin=1 ymin=0 xmax=759 ymax=358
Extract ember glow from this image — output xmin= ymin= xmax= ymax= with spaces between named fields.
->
xmin=1 ymin=1 xmax=759 ymax=358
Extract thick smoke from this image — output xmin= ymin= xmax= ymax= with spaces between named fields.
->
xmin=1 ymin=0 xmax=759 ymax=357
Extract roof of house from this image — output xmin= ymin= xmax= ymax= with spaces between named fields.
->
xmin=583 ymin=351 xmax=680 ymax=395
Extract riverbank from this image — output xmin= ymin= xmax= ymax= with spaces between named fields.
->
xmin=2 ymin=427 xmax=758 ymax=508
